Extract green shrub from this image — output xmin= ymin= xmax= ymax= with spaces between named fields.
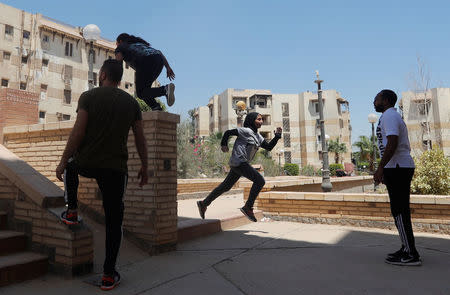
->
xmin=300 ymin=165 xmax=316 ymax=176
xmin=329 ymin=163 xmax=344 ymax=176
xmin=284 ymin=163 xmax=299 ymax=176
xmin=411 ymin=148 xmax=450 ymax=195
xmin=357 ymin=161 xmax=369 ymax=170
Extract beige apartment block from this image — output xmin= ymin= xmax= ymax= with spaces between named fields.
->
xmin=400 ymin=87 xmax=450 ymax=157
xmin=0 ymin=2 xmax=136 ymax=123
xmin=194 ymin=88 xmax=352 ymax=167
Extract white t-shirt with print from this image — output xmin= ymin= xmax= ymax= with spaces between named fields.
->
xmin=376 ymin=107 xmax=415 ymax=168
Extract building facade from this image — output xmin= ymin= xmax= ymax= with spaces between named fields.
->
xmin=400 ymin=87 xmax=450 ymax=157
xmin=194 ymin=88 xmax=352 ymax=167
xmin=0 ymin=2 xmax=137 ymax=124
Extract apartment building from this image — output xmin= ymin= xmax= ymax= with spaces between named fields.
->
xmin=194 ymin=88 xmax=352 ymax=167
xmin=400 ymin=87 xmax=450 ymax=157
xmin=0 ymin=2 xmax=137 ymax=124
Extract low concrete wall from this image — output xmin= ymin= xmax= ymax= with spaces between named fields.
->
xmin=177 ymin=178 xmax=240 ymax=194
xmin=241 ymin=176 xmax=374 ymax=200
xmin=258 ymin=191 xmax=450 ymax=234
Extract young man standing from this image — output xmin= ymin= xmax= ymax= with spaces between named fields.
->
xmin=56 ymin=59 xmax=148 ymax=290
xmin=373 ymin=89 xmax=421 ymax=266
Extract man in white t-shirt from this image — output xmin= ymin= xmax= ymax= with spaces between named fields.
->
xmin=373 ymin=89 xmax=421 ymax=266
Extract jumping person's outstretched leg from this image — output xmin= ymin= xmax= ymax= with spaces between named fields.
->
xmin=135 ymin=55 xmax=175 ymax=111
xmin=197 ymin=170 xmax=241 ymax=219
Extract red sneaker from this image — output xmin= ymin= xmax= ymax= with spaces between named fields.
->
xmin=60 ymin=210 xmax=79 ymax=225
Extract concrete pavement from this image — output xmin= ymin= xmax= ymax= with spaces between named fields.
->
xmin=2 ymin=195 xmax=450 ymax=294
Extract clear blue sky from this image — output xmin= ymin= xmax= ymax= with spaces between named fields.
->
xmin=3 ymin=0 xmax=449 ymax=147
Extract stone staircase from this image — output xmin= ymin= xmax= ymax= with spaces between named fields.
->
xmin=0 ymin=210 xmax=48 ymax=287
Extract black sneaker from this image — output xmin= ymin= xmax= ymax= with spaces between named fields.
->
xmin=151 ymin=104 xmax=163 ymax=111
xmin=101 ymin=271 xmax=121 ymax=291
xmin=387 ymin=247 xmax=405 ymax=259
xmin=385 ymin=252 xmax=421 ymax=266
xmin=240 ymin=206 xmax=257 ymax=222
xmin=197 ymin=201 xmax=206 ymax=219
xmin=165 ymin=83 xmax=175 ymax=106
xmin=60 ymin=210 xmax=79 ymax=225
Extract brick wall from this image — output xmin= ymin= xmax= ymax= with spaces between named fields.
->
xmin=242 ymin=176 xmax=374 ymax=200
xmin=177 ymin=179 xmax=240 ymax=194
xmin=0 ymin=146 xmax=93 ymax=275
xmin=258 ymin=191 xmax=450 ymax=234
xmin=3 ymin=111 xmax=180 ymax=254
xmin=0 ymin=88 xmax=39 ymax=144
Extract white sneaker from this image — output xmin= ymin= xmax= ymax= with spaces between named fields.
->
xmin=165 ymin=83 xmax=175 ymax=106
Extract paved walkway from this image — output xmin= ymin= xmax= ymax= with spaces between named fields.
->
xmin=2 ymin=196 xmax=450 ymax=294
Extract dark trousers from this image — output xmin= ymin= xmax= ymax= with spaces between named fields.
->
xmin=383 ymin=167 xmax=418 ymax=256
xmin=64 ymin=160 xmax=127 ymax=275
xmin=135 ymin=54 xmax=165 ymax=109
xmin=203 ymin=162 xmax=265 ymax=208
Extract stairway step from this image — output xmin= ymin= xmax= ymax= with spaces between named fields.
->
xmin=0 ymin=211 xmax=7 ymax=230
xmin=178 ymin=210 xmax=264 ymax=243
xmin=0 ymin=231 xmax=27 ymax=255
xmin=0 ymin=252 xmax=48 ymax=287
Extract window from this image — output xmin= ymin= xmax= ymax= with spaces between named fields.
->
xmin=42 ymin=34 xmax=50 ymax=43
xmin=209 ymin=105 xmax=213 ymax=117
xmin=23 ymin=30 xmax=30 ymax=39
xmin=21 ymin=56 xmax=28 ymax=64
xmin=283 ymin=118 xmax=290 ymax=132
xmin=1 ymin=79 xmax=8 ymax=87
xmin=125 ymin=63 xmax=129 ymax=69
xmin=314 ymin=102 xmax=320 ymax=113
xmin=281 ymin=103 xmax=289 ymax=117
xmin=422 ymin=140 xmax=432 ymax=150
xmin=92 ymin=50 xmax=96 ymax=63
xmin=284 ymin=133 xmax=291 ymax=147
xmin=125 ymin=83 xmax=130 ymax=89
xmin=63 ymin=89 xmax=71 ymax=104
xmin=42 ymin=59 xmax=49 ymax=66
xmin=3 ymin=51 xmax=11 ymax=60
xmin=62 ymin=114 xmax=71 ymax=121
xmin=260 ymin=131 xmax=270 ymax=141
xmin=262 ymin=115 xmax=271 ymax=125
xmin=93 ymin=72 xmax=97 ymax=86
xmin=39 ymin=111 xmax=46 ymax=119
xmin=20 ymin=82 xmax=27 ymax=90
xmin=5 ymin=25 xmax=13 ymax=36
xmin=40 ymin=84 xmax=47 ymax=100
xmin=65 ymin=42 xmax=73 ymax=56
xmin=339 ymin=119 xmax=344 ymax=129
xmin=284 ymin=151 xmax=292 ymax=164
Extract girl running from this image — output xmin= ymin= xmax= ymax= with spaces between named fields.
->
xmin=197 ymin=112 xmax=282 ymax=222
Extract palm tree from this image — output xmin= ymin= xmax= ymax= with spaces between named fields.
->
xmin=353 ymin=135 xmax=379 ymax=170
xmin=328 ymin=138 xmax=347 ymax=164
xmin=353 ymin=135 xmax=372 ymax=163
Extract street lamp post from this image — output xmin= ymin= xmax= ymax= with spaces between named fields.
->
xmin=83 ymin=24 xmax=101 ymax=90
xmin=314 ymin=71 xmax=332 ymax=192
xmin=278 ymin=149 xmax=284 ymax=175
xmin=368 ymin=113 xmax=378 ymax=173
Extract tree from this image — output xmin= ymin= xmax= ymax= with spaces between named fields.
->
xmin=328 ymin=138 xmax=347 ymax=164
xmin=353 ymin=135 xmax=379 ymax=170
